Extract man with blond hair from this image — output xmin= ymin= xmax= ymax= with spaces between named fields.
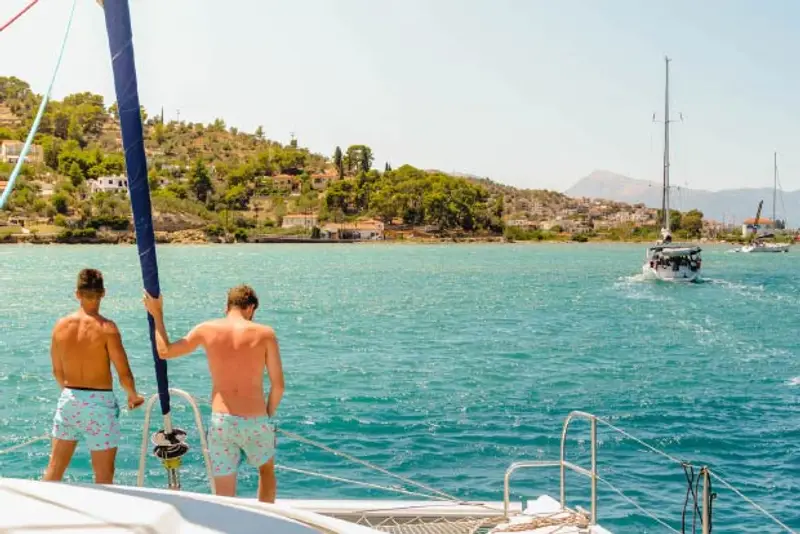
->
xmin=46 ymin=268 xmax=144 ymax=484
xmin=143 ymin=284 xmax=284 ymax=502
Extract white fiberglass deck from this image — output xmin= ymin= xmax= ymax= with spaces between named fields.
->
xmin=0 ymin=478 xmax=380 ymax=534
xmin=0 ymin=477 xmax=614 ymax=534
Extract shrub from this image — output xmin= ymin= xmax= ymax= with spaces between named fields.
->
xmin=233 ymin=228 xmax=248 ymax=242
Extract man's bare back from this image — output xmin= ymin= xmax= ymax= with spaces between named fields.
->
xmin=51 ymin=312 xmax=120 ymax=390
xmin=193 ymin=317 xmax=277 ymax=417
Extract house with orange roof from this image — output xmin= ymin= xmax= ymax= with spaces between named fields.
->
xmin=742 ymin=217 xmax=775 ymax=237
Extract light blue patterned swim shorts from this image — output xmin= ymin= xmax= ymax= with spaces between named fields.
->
xmin=52 ymin=388 xmax=121 ymax=451
xmin=207 ymin=412 xmax=276 ymax=476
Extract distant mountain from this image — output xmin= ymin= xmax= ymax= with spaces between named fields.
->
xmin=566 ymin=170 xmax=796 ymax=225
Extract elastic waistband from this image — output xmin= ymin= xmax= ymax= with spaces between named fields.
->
xmin=66 ymin=386 xmax=113 ymax=392
xmin=211 ymin=412 xmax=272 ymax=420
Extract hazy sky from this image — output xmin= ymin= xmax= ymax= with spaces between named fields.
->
xmin=1 ymin=0 xmax=799 ymax=192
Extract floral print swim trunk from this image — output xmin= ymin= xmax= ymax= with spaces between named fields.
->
xmin=51 ymin=388 xmax=121 ymax=451
xmin=207 ymin=412 xmax=276 ymax=476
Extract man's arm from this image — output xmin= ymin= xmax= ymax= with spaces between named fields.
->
xmin=105 ymin=320 xmax=140 ymax=402
xmin=50 ymin=322 xmax=65 ymax=388
xmin=144 ymin=292 xmax=203 ymax=360
xmin=264 ymin=327 xmax=284 ymax=418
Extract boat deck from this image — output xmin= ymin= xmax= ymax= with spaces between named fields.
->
xmin=0 ymin=477 xmax=611 ymax=534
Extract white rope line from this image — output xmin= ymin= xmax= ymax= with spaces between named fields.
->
xmin=708 ymin=471 xmax=797 ymax=534
xmin=276 ymin=465 xmax=447 ymax=501
xmin=596 ymin=474 xmax=681 ymax=534
xmin=0 ymin=434 xmax=49 ymax=455
xmin=596 ymin=417 xmax=687 ymax=466
xmin=278 ymin=428 xmax=459 ymax=501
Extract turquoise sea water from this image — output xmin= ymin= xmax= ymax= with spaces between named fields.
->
xmin=0 ymin=243 xmax=798 ymax=532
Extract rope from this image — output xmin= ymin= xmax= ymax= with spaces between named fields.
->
xmin=0 ymin=434 xmax=49 ymax=455
xmin=0 ymin=0 xmax=40 ymax=33
xmin=708 ymin=471 xmax=796 ymax=534
xmin=597 ymin=417 xmax=688 ymax=466
xmin=492 ymin=512 xmax=589 ymax=532
xmin=0 ymin=0 xmax=76 ymax=210
xmin=277 ymin=465 xmax=447 ymax=501
xmin=596 ymin=474 xmax=682 ymax=534
xmin=277 ymin=428 xmax=460 ymax=502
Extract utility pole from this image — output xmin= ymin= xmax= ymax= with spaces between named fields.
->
xmin=773 ymin=151 xmax=777 ymax=226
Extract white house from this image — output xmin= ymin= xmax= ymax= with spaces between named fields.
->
xmin=0 ymin=140 xmax=43 ymax=165
xmin=321 ymin=220 xmax=384 ymax=240
xmin=34 ymin=181 xmax=54 ymax=198
xmin=281 ymin=213 xmax=319 ymax=229
xmin=90 ymin=175 xmax=128 ymax=194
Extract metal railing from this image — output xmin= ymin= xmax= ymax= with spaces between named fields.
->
xmin=136 ymin=387 xmax=216 ymax=493
xmin=503 ymin=411 xmax=597 ymax=523
xmin=503 ymin=411 xmax=722 ymax=533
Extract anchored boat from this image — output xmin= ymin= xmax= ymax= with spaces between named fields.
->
xmin=739 ymin=154 xmax=791 ymax=254
xmin=642 ymin=57 xmax=703 ymax=283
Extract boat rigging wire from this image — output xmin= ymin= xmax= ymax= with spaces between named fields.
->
xmin=0 ymin=0 xmax=77 ymax=210
xmin=0 ymin=0 xmax=41 ymax=33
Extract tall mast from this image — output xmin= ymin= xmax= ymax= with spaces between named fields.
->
xmin=662 ymin=57 xmax=671 ymax=232
xmin=773 ymin=151 xmax=777 ymax=225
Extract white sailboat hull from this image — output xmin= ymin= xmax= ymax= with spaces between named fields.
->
xmin=740 ymin=243 xmax=790 ymax=253
xmin=642 ymin=262 xmax=701 ymax=282
xmin=643 ymin=245 xmax=702 ymax=283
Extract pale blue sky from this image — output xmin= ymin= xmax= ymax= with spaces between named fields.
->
xmin=1 ymin=0 xmax=799 ymax=191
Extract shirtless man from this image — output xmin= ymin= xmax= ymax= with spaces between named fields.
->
xmin=45 ymin=269 xmax=145 ymax=484
xmin=143 ymin=285 xmax=284 ymax=503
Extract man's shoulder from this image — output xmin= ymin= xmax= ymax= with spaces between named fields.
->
xmin=98 ymin=315 xmax=120 ymax=335
xmin=255 ymin=323 xmax=276 ymax=339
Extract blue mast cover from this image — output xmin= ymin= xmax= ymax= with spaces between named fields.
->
xmin=101 ymin=0 xmax=170 ymax=416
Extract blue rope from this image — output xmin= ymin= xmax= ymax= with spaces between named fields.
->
xmin=0 ymin=0 xmax=77 ymax=210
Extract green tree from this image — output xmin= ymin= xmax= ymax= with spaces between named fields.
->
xmin=41 ymin=136 xmax=62 ymax=169
xmin=51 ymin=193 xmax=69 ymax=215
xmin=681 ymin=209 xmax=703 ymax=238
xmin=153 ymin=122 xmax=166 ymax=144
xmin=53 ymin=110 xmax=70 ymax=139
xmin=67 ymin=116 xmax=85 ymax=146
xmin=345 ymin=145 xmax=373 ymax=174
xmin=68 ymin=161 xmax=84 ymax=187
xmin=385 ymin=162 xmax=392 ymax=172
xmin=189 ymin=159 xmax=213 ymax=202
xmin=211 ymin=118 xmax=226 ymax=132
xmin=224 ymin=184 xmax=250 ymax=210
xmin=255 ymin=125 xmax=265 ymax=141
xmin=333 ymin=146 xmax=344 ymax=179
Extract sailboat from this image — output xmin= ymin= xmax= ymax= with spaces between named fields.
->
xmin=739 ymin=152 xmax=790 ymax=253
xmin=642 ymin=57 xmax=702 ymax=282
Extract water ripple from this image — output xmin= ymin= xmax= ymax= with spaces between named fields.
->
xmin=0 ymin=244 xmax=798 ymax=532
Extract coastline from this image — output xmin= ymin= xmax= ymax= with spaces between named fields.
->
xmin=0 ymin=230 xmax=744 ymax=246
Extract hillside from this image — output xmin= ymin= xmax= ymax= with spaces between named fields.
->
xmin=567 ymin=170 xmax=794 ymax=225
xmin=0 ymin=75 xmax=715 ymax=244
